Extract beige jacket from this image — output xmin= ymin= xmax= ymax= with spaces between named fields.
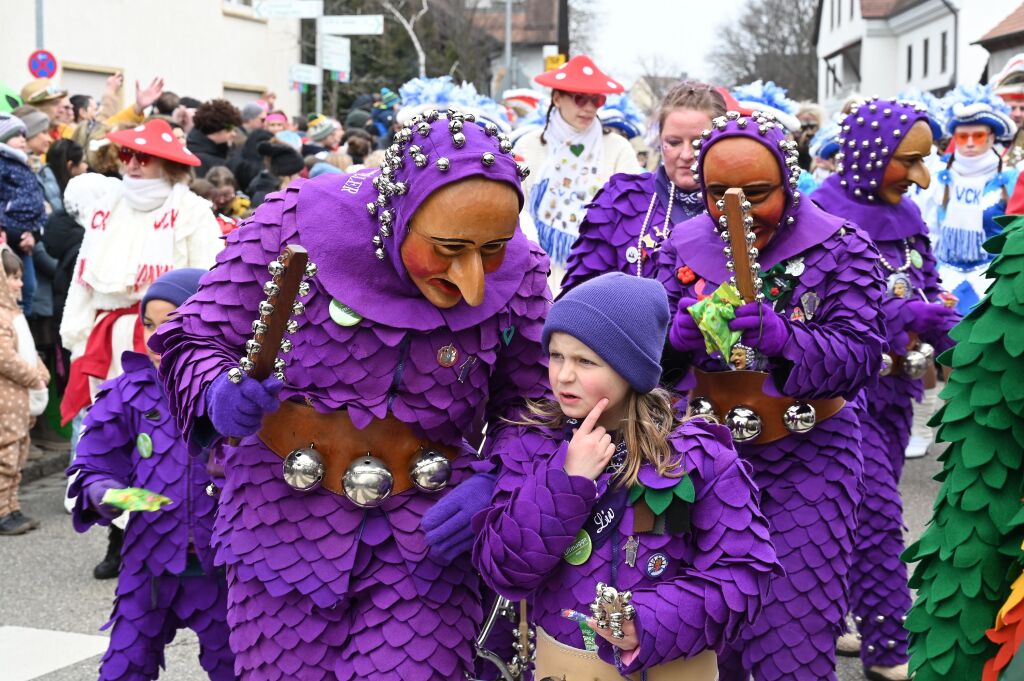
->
xmin=0 ymin=248 xmax=49 ymax=445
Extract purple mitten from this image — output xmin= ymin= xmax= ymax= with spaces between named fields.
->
xmin=206 ymin=372 xmax=283 ymax=439
xmin=422 ymin=472 xmax=496 ymax=565
xmin=905 ymin=300 xmax=960 ymax=336
xmin=669 ymin=298 xmax=706 ymax=354
xmin=729 ymin=301 xmax=791 ymax=357
xmin=85 ymin=479 xmax=123 ymax=520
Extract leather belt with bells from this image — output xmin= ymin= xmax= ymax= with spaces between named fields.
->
xmin=257 ymin=400 xmax=456 ymax=506
xmin=880 ymin=332 xmax=936 ymax=388
xmin=687 ymin=369 xmax=845 ymax=445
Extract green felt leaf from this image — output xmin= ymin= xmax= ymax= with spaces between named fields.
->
xmin=981 ymin=461 xmax=1009 ymax=489
xmin=644 ymin=487 xmax=674 ymax=516
xmin=674 ymin=473 xmax=695 ymax=503
xmin=628 ymin=484 xmax=645 ymax=505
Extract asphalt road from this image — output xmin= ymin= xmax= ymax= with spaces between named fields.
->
xmin=0 ymin=391 xmax=944 ymax=681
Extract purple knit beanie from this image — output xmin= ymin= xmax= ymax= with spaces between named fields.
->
xmin=141 ymin=268 xmax=205 ymax=315
xmin=542 ymin=272 xmax=669 ymax=393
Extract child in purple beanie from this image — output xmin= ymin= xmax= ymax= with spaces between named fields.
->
xmin=67 ymin=268 xmax=234 ymax=681
xmin=472 ymin=271 xmax=779 ymax=680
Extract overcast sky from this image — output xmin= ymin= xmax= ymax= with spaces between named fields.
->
xmin=587 ymin=0 xmax=747 ymax=88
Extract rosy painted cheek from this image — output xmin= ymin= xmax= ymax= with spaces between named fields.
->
xmin=402 ymin=243 xmax=450 ymax=281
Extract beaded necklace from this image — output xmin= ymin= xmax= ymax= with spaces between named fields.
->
xmin=635 ymin=183 xmax=677 ymax=276
xmin=878 ymin=238 xmax=912 ymax=273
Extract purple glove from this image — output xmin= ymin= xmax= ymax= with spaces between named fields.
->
xmin=669 ymin=298 xmax=705 ymax=354
xmin=729 ymin=301 xmax=791 ymax=357
xmin=421 ymin=472 xmax=496 ymax=565
xmin=905 ymin=300 xmax=960 ymax=336
xmin=85 ymin=479 xmax=123 ymax=520
xmin=206 ymin=372 xmax=283 ymax=439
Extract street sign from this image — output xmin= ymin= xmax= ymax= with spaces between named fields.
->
xmin=289 ymin=63 xmax=322 ymax=86
xmin=253 ymin=0 xmax=323 ymax=19
xmin=322 ymin=35 xmax=351 ymax=80
xmin=318 ymin=14 xmax=384 ymax=35
xmin=544 ymin=54 xmax=566 ymax=72
xmin=27 ymin=49 xmax=58 ymax=79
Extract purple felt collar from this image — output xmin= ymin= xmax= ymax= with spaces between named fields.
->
xmin=813 ymin=174 xmax=928 ymax=241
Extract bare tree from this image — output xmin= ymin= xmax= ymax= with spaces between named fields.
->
xmin=381 ymin=0 xmax=431 ymax=77
xmin=568 ymin=0 xmax=597 ymax=56
xmin=634 ymin=53 xmax=686 ymax=113
xmin=708 ymin=0 xmax=818 ymax=100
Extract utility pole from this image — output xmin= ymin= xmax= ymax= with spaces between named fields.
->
xmin=557 ymin=0 xmax=569 ymax=58
xmin=504 ymin=0 xmax=513 ymax=89
xmin=35 ymin=0 xmax=44 ymax=49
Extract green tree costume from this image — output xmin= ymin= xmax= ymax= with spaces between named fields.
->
xmin=904 ymin=213 xmax=1024 ymax=680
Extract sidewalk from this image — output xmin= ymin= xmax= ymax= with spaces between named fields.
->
xmin=23 ymin=438 xmax=70 ymax=485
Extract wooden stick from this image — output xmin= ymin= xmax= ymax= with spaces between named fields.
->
xmin=248 ymin=245 xmax=308 ymax=381
xmin=723 ymin=188 xmax=758 ymax=304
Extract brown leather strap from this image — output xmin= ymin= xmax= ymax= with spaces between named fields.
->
xmin=258 ymin=400 xmax=456 ymax=497
xmin=689 ymin=369 xmax=845 ymax=445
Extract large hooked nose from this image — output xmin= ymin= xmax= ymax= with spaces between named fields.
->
xmin=447 ymin=250 xmax=485 ymax=307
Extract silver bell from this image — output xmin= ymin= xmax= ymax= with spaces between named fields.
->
xmin=409 ymin=447 xmax=452 ymax=492
xmin=282 ymin=447 xmax=325 ymax=492
xmin=879 ymin=353 xmax=893 ymax=377
xmin=343 ymin=454 xmax=393 ymax=507
xmin=688 ymin=396 xmax=716 ymax=418
xmin=725 ymin=406 xmax=762 ymax=442
xmin=903 ymin=350 xmax=928 ymax=380
xmin=783 ymin=402 xmax=817 ymax=434
xmin=918 ymin=342 xmax=935 ymax=360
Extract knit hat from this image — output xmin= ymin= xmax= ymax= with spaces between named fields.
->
xmin=257 ymin=141 xmax=304 ymax=176
xmin=380 ymin=87 xmax=400 ymax=108
xmin=307 ymin=113 xmax=334 ymax=142
xmin=542 ymin=272 xmax=669 ymax=393
xmin=12 ymin=105 xmax=49 ymax=138
xmin=142 ymin=268 xmax=205 ymax=314
xmin=241 ymin=103 xmax=265 ymax=123
xmin=309 ymin=161 xmax=342 ymax=178
xmin=0 ymin=113 xmax=26 ymax=143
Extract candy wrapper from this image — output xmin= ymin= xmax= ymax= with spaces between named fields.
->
xmin=101 ymin=487 xmax=173 ymax=512
xmin=688 ymin=282 xmax=743 ymax=357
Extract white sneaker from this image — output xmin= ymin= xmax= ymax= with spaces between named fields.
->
xmin=866 ymin=662 xmax=911 ymax=680
xmin=836 ymin=631 xmax=861 ymax=657
xmin=905 ymin=435 xmax=929 ymax=460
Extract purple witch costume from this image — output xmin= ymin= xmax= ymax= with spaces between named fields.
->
xmin=67 ymin=351 xmax=233 ymax=681
xmin=473 ymin=417 xmax=779 ymax=676
xmin=151 ymin=112 xmax=551 ymax=680
xmin=655 ymin=112 xmax=886 ymax=680
xmin=813 ymin=99 xmax=959 ymax=671
xmin=561 ymin=167 xmax=704 ymax=289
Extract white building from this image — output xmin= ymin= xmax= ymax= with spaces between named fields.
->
xmin=815 ymin=0 xmax=1021 ymax=110
xmin=0 ymin=0 xmax=300 ymax=114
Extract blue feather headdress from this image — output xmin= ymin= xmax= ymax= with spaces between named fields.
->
xmin=730 ymin=80 xmax=801 ymax=132
xmin=940 ymin=83 xmax=1016 ymax=141
xmin=598 ymin=94 xmax=646 ymax=139
xmin=397 ymin=76 xmax=511 ymax=132
xmin=896 ymin=88 xmax=946 ymax=139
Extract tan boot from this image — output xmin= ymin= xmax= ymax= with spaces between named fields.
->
xmin=865 ymin=663 xmax=911 ymax=681
xmin=836 ymin=631 xmax=861 ymax=657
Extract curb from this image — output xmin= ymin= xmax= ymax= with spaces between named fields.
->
xmin=23 ymin=443 xmax=70 ymax=485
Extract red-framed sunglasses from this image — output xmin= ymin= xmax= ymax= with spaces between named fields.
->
xmin=118 ymin=148 xmax=153 ymax=166
xmin=954 ymin=130 xmax=990 ymax=145
xmin=571 ymin=93 xmax=607 ymax=108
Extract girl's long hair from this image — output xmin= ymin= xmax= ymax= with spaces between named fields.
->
xmin=507 ymin=387 xmax=687 ymax=488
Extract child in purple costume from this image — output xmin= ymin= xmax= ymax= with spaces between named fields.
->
xmin=150 ymin=112 xmax=551 ymax=680
xmin=67 ymin=268 xmax=234 ymax=681
xmin=473 ymin=272 xmax=779 ymax=679
xmin=814 ymin=99 xmax=960 ymax=680
xmin=655 ymin=111 xmax=886 ymax=680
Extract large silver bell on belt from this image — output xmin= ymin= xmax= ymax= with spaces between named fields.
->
xmin=725 ymin=406 xmax=762 ymax=442
xmin=343 ymin=454 xmax=393 ymax=507
xmin=783 ymin=402 xmax=817 ymax=434
xmin=282 ymin=447 xmax=325 ymax=492
xmin=918 ymin=342 xmax=935 ymax=360
xmin=903 ymin=350 xmax=928 ymax=380
xmin=879 ymin=353 xmax=893 ymax=377
xmin=688 ymin=396 xmax=716 ymax=418
xmin=409 ymin=447 xmax=452 ymax=493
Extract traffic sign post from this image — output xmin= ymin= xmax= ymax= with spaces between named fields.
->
xmin=27 ymin=49 xmax=58 ymax=79
xmin=253 ymin=0 xmax=323 ymax=19
xmin=318 ymin=15 xmax=384 ymax=35
xmin=322 ymin=35 xmax=351 ymax=83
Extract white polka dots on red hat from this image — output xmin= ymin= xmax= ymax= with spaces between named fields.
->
xmin=607 ymin=81 xmax=618 ymax=90
xmin=161 ymin=133 xmax=173 ymax=143
xmin=134 ymin=125 xmax=146 ymax=132
xmin=135 ymin=137 xmax=146 ymax=145
xmin=534 ymin=55 xmax=623 ymax=95
xmin=555 ymin=73 xmax=566 ymax=80
xmin=106 ymin=119 xmax=201 ymax=167
xmin=582 ymin=66 xmax=594 ymax=75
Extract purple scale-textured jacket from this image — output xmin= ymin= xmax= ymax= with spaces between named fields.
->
xmin=67 ymin=351 xmax=217 ymax=576
xmin=150 ymin=175 xmax=552 ymax=608
xmin=561 ymin=168 xmax=702 ymax=292
xmin=472 ymin=418 xmax=779 ymax=675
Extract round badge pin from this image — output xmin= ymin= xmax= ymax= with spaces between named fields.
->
xmin=909 ymin=250 xmax=923 ymax=269
xmin=136 ymin=433 xmax=153 ymax=459
xmin=437 ymin=344 xmax=459 ymax=368
xmin=563 ymin=529 xmax=593 ymax=566
xmin=645 ymin=552 xmax=668 ymax=577
xmin=625 ymin=246 xmax=640 ymax=264
xmin=329 ymin=299 xmax=363 ymax=327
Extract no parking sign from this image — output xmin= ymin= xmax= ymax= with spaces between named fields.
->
xmin=27 ymin=49 xmax=58 ymax=78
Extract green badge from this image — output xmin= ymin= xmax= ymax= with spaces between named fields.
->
xmin=563 ymin=529 xmax=592 ymax=565
xmin=909 ymin=250 xmax=923 ymax=269
xmin=136 ymin=433 xmax=153 ymax=459
xmin=329 ymin=299 xmax=363 ymax=327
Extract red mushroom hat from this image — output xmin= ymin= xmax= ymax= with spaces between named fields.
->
xmin=106 ymin=119 xmax=201 ymax=167
xmin=534 ymin=55 xmax=625 ymax=95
